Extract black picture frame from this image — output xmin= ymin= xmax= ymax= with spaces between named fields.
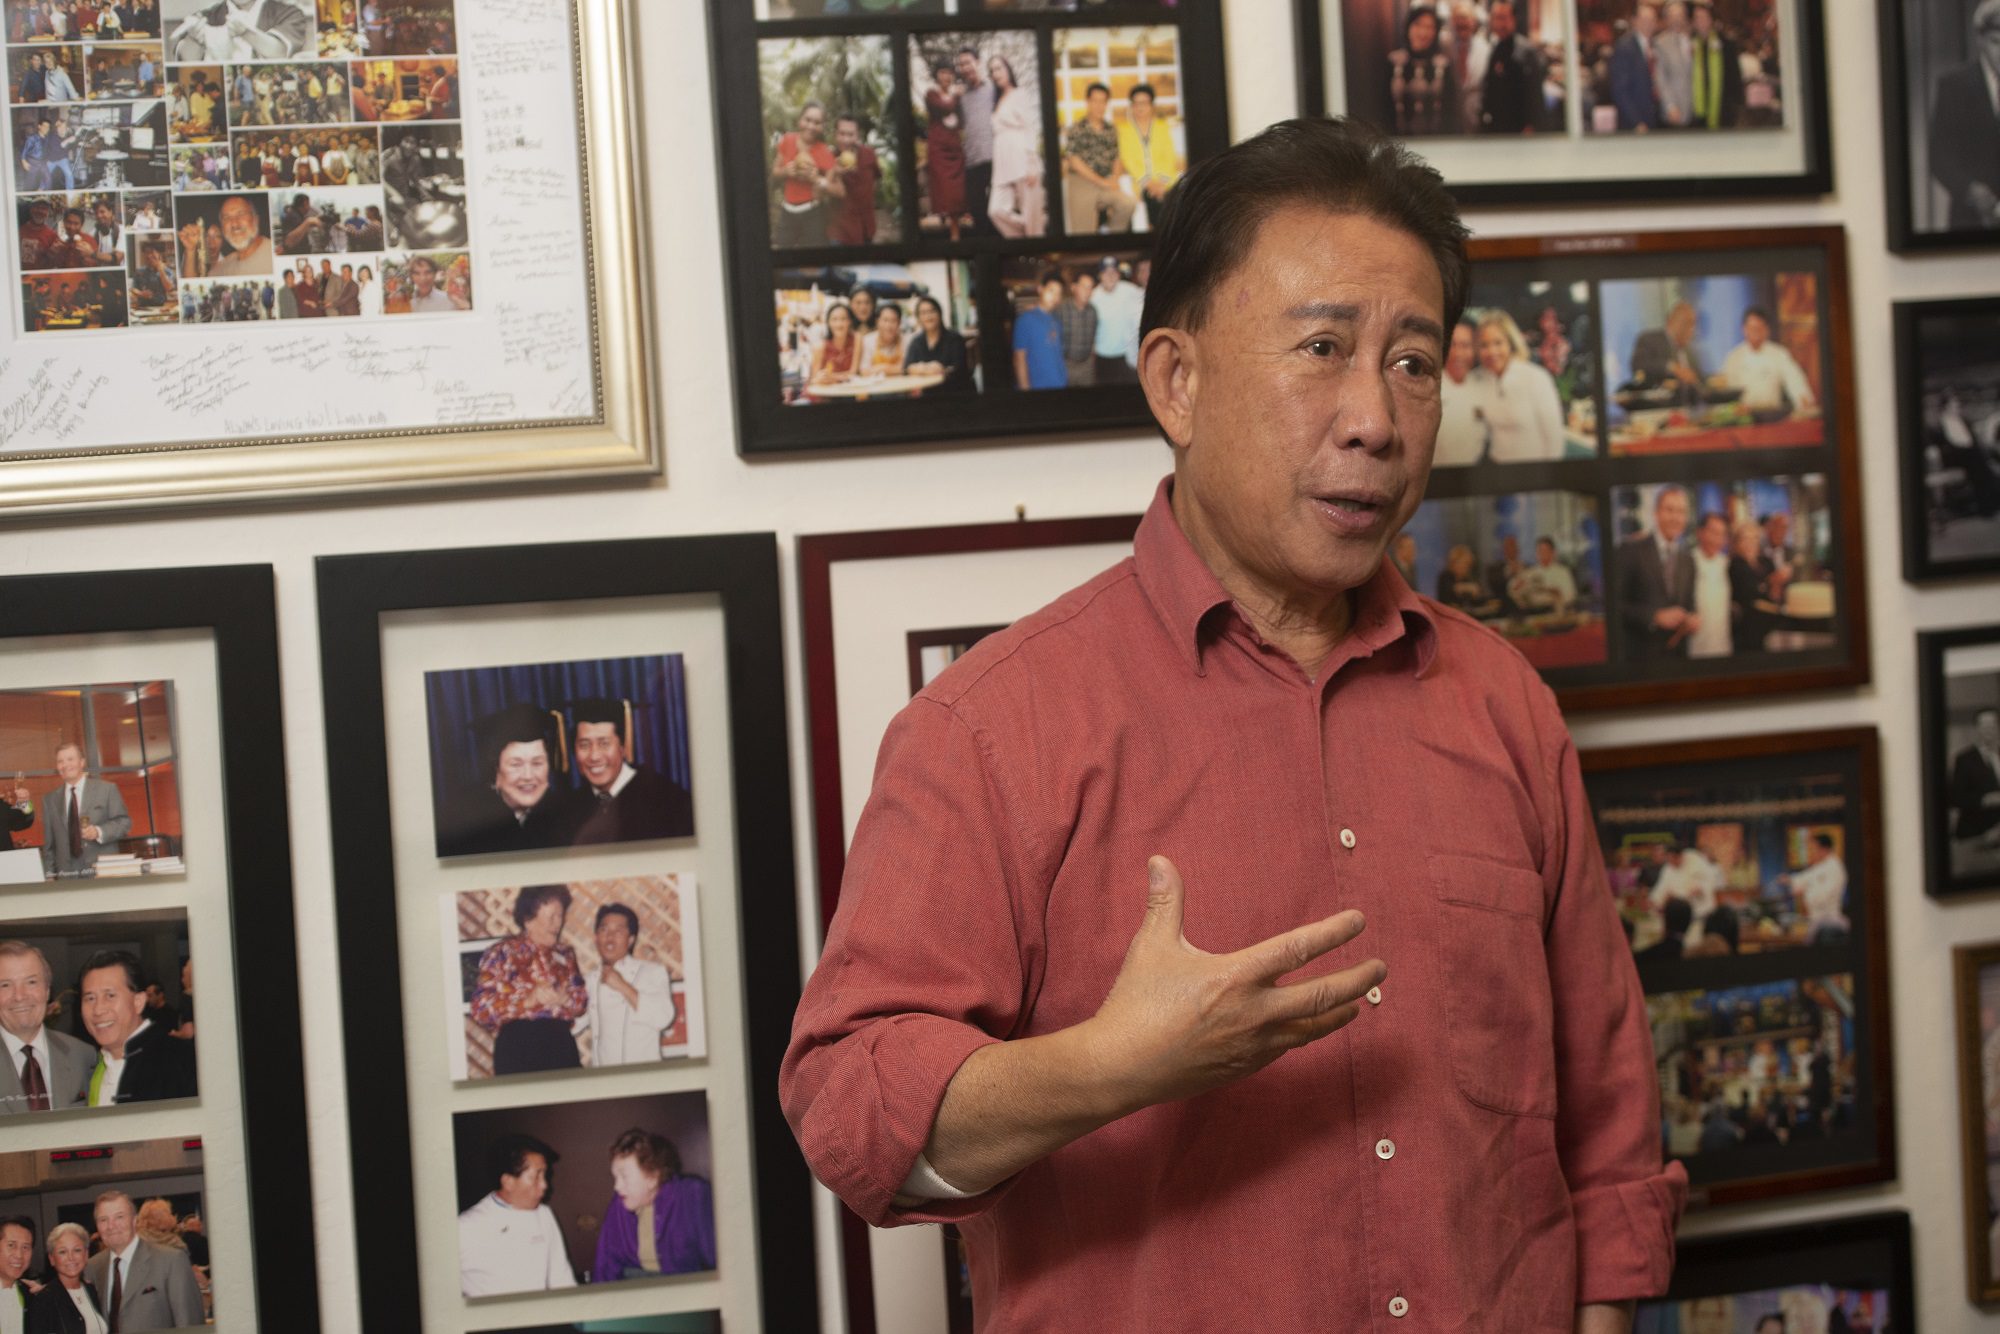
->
xmin=1635 ymin=1210 xmax=1913 ymax=1330
xmin=1294 ymin=0 xmax=1833 ymax=207
xmin=315 ymin=534 xmax=815 ymax=1331
xmin=0 ymin=564 xmax=319 ymax=1330
xmin=1954 ymin=939 xmax=2000 ymax=1302
xmin=1879 ymin=0 xmax=2000 ymax=253
xmin=1894 ymin=294 xmax=2000 ymax=581
xmin=710 ymin=0 xmax=1230 ymax=455
xmin=1919 ymin=621 xmax=2000 ymax=899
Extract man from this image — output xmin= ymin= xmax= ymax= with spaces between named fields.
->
xmin=89 ymin=197 xmax=124 ymax=264
xmin=43 ymin=208 xmax=100 ymax=271
xmin=584 ymin=904 xmax=677 ymax=1066
xmin=1777 ymin=832 xmax=1847 ymax=944
xmin=1627 ymin=298 xmax=1707 ymax=406
xmin=0 ymin=1217 xmax=30 ymax=1334
xmin=1479 ymin=0 xmax=1543 ymax=134
xmin=276 ymin=265 xmax=300 ymax=318
xmin=405 ymin=253 xmax=460 ymax=311
xmin=770 ymin=101 xmax=835 ymax=248
xmin=207 ymin=192 xmax=270 ymax=275
xmin=783 ymin=117 xmax=1680 ymax=1330
xmin=440 ymin=703 xmax=567 ymax=856
xmin=457 ymin=1135 xmax=577 ymax=1296
xmin=1011 ymin=269 xmax=1066 ymax=390
xmin=80 ymin=950 xmax=196 ymax=1105
xmin=1759 ymin=509 xmax=1796 ymax=576
xmin=564 ymin=697 xmax=694 ymax=845
xmin=826 ymin=113 xmax=879 ymax=246
xmin=18 ymin=116 xmax=71 ymax=193
xmin=1953 ymin=709 xmax=2000 ymax=849
xmin=1486 ymin=531 xmax=1528 ymax=615
xmin=1063 ymin=82 xmax=1135 ymax=235
xmin=15 ymin=200 xmax=59 ymax=271
xmin=1648 ymin=843 xmax=1726 ymax=948
xmin=84 ymin=1192 xmax=203 ymax=1330
xmin=1721 ymin=305 xmax=1816 ymax=416
xmin=1116 ymin=83 xmax=1181 ymax=217
xmin=1389 ymin=531 xmax=1419 ymax=588
xmin=1058 ymin=266 xmax=1098 ymax=388
xmin=1510 ymin=535 xmax=1579 ymax=614
xmin=1445 ymin=2 xmax=1490 ymax=134
xmin=40 ymin=55 xmax=80 ymax=103
xmin=1936 ymin=389 xmax=2000 ymax=517
xmin=0 ymin=942 xmax=91 ymax=1115
xmin=39 ymin=743 xmax=129 ymax=876
xmin=1927 ymin=0 xmax=2000 ymax=231
xmin=320 ymin=258 xmax=353 ymax=315
xmin=1653 ymin=2 xmax=1693 ymax=128
xmin=0 ymin=778 xmax=31 ymax=852
xmin=1686 ymin=1 xmax=1742 ymax=129
xmin=590 ymin=1128 xmax=715 ymax=1282
xmin=1617 ymin=484 xmax=1699 ymax=658
xmin=1610 ymin=2 xmax=1662 ymax=132
xmin=1089 ymin=255 xmax=1143 ymax=384
xmin=17 ymin=51 xmax=47 ymax=104
xmin=169 ymin=0 xmax=311 ymax=61
xmin=952 ymin=48 xmax=996 ymax=236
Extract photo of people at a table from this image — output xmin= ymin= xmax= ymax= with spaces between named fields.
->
xmin=348 ymin=55 xmax=454 ymax=120
xmin=1602 ymin=269 xmax=1825 ymax=455
xmin=909 ymin=28 xmax=1044 ymax=238
xmin=1436 ymin=277 xmax=1598 ymax=465
xmin=776 ymin=260 xmax=979 ymax=403
xmin=17 ymin=267 xmax=126 ymax=326
xmin=1001 ymin=249 xmax=1145 ymax=390
xmin=329 ymin=0 xmax=454 ymax=59
xmin=1613 ymin=475 xmax=1837 ymax=662
xmin=762 ymin=34 xmax=899 ymax=247
xmin=126 ymin=228 xmax=176 ymax=318
xmin=80 ymin=39 xmax=162 ymax=98
xmin=1053 ymin=26 xmax=1185 ymax=235
xmin=165 ymin=60 xmax=223 ymax=139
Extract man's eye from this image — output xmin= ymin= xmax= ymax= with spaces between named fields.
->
xmin=1394 ymin=352 xmax=1438 ymax=378
xmin=1304 ymin=339 xmax=1336 ymax=357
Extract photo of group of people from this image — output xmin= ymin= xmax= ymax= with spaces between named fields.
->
xmin=1001 ymin=249 xmax=1144 ymax=389
xmin=1636 ymin=1283 xmax=1894 ymax=1334
xmin=762 ymin=34 xmax=899 ymax=248
xmin=908 ymin=29 xmax=1043 ymax=238
xmin=0 ymin=679 xmax=182 ymax=881
xmin=776 ymin=259 xmax=979 ymax=402
xmin=3 ymin=0 xmax=467 ymax=331
xmin=453 ymin=1091 xmax=717 ymax=1297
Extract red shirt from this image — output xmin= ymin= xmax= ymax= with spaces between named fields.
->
xmin=828 ymin=143 xmax=880 ymax=245
xmin=783 ymin=479 xmax=1685 ymax=1330
xmin=777 ymin=131 xmax=834 ymax=208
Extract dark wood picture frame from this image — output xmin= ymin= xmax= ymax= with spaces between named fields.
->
xmin=1878 ymin=0 xmax=2000 ymax=253
xmin=710 ymin=0 xmax=1230 ymax=456
xmin=1427 ymin=224 xmax=1867 ymax=713
xmin=797 ymin=512 xmax=1140 ymax=1334
xmin=1294 ymin=0 xmax=1833 ymax=207
xmin=0 ymin=565 xmax=320 ymax=1330
xmin=1580 ymin=726 xmax=1894 ymax=1209
xmin=315 ymin=535 xmax=815 ymax=1331
xmin=1919 ymin=622 xmax=2000 ymax=899
xmin=1894 ymin=294 xmax=2000 ymax=582
xmin=1956 ymin=939 xmax=2000 ymax=1302
xmin=1637 ymin=1210 xmax=1913 ymax=1327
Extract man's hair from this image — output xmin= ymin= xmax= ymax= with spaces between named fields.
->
xmin=1086 ymin=81 xmax=1110 ymax=98
xmin=569 ymin=697 xmax=627 ymax=733
xmin=93 ymin=1190 xmax=134 ymax=1215
xmin=512 ymin=883 xmax=572 ymax=930
xmin=80 ymin=948 xmax=144 ymax=994
xmin=835 ymin=112 xmax=862 ymax=132
xmin=1039 ymin=268 xmax=1064 ymax=290
xmin=0 ymin=1215 xmax=32 ymax=1245
xmin=596 ymin=903 xmax=640 ymax=939
xmin=1742 ymin=303 xmax=1772 ymax=327
xmin=1653 ymin=483 xmax=1689 ymax=511
xmin=62 ymin=208 xmax=84 ymax=225
xmin=609 ymin=1127 xmax=681 ymax=1179
xmin=0 ymin=941 xmax=51 ymax=986
xmin=1813 ymin=832 xmax=1835 ymax=851
xmin=1697 ymin=510 xmax=1726 ymax=531
xmin=1130 ymin=83 xmax=1157 ymax=104
xmin=1139 ymin=118 xmax=1468 ymax=350
xmin=1536 ymin=535 xmax=1556 ymax=550
xmin=1660 ymin=896 xmax=1693 ymax=935
xmin=488 ymin=1133 xmax=556 ymax=1187
xmin=1752 ymin=1318 xmax=1783 ymax=1334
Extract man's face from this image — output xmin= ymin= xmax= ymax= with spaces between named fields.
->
xmin=80 ymin=965 xmax=147 ymax=1052
xmin=797 ymin=104 xmax=824 ymax=143
xmin=27 ymin=205 xmax=51 ymax=230
xmin=1130 ymin=91 xmax=1154 ymax=123
xmin=1977 ymin=711 xmax=2000 ymax=749
xmin=95 ymin=1198 xmax=135 ymax=1253
xmin=1445 ymin=322 xmax=1475 ymax=380
xmin=573 ymin=720 xmax=628 ymax=792
xmin=60 ymin=212 xmax=83 ymax=239
xmin=1742 ymin=312 xmax=1769 ymax=349
xmin=1981 ymin=8 xmax=2000 ymax=71
xmin=1536 ymin=539 xmax=1557 ymax=567
xmin=1654 ymin=489 xmax=1689 ymax=543
xmin=1692 ymin=5 xmax=1714 ymax=35
xmin=1039 ymin=278 xmax=1063 ymax=309
xmin=498 ymin=1151 xmax=548 ymax=1210
xmin=1634 ymin=4 xmax=1659 ymax=37
xmin=1764 ymin=512 xmax=1788 ymax=546
xmin=1489 ymin=3 xmax=1516 ymax=40
xmin=411 ymin=257 xmax=438 ymax=294
xmin=1666 ymin=302 xmax=1696 ymax=347
xmin=1168 ymin=207 xmax=1445 ymax=609
xmin=219 ymin=196 xmax=259 ymax=252
xmin=94 ymin=202 xmax=114 ymax=227
xmin=492 ymin=739 xmax=549 ymax=812
xmin=596 ymin=912 xmax=634 ymax=967
xmin=1665 ymin=2 xmax=1688 ymax=33
xmin=1086 ymin=88 xmax=1108 ymax=122
xmin=1070 ymin=273 xmax=1095 ymax=305
xmin=1500 ymin=534 xmax=1520 ymax=563
xmin=0 ymin=1224 xmax=29 ymax=1286
xmin=1697 ymin=514 xmax=1726 ymax=556
xmin=54 ymin=745 xmax=84 ymax=782
xmin=954 ymin=51 xmax=978 ymax=84
xmin=834 ymin=118 xmax=860 ymax=152
xmin=610 ymin=1154 xmax=660 ymax=1214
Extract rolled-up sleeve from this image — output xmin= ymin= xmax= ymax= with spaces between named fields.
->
xmin=1535 ymin=694 xmax=1688 ymax=1304
xmin=780 ymin=696 xmax=1043 ymax=1227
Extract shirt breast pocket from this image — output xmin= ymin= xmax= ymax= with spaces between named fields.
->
xmin=1426 ymin=851 xmax=1558 ymax=1119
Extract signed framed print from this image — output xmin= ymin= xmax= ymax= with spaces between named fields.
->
xmin=1634 ymin=1210 xmax=1912 ymax=1331
xmin=1894 ymin=294 xmax=2000 ymax=581
xmin=1919 ymin=622 xmax=2000 ymax=897
xmin=316 ymin=534 xmax=814 ymax=1332
xmin=0 ymin=0 xmax=657 ymax=515
xmin=1295 ymin=0 xmax=1832 ymax=205
xmin=1880 ymin=0 xmax=2000 ymax=252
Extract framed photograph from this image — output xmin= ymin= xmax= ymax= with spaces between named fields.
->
xmin=0 ymin=562 xmax=319 ymax=1328
xmin=316 ymin=533 xmax=814 ymax=1332
xmin=0 ymin=0 xmax=657 ymax=516
xmin=1417 ymin=225 xmax=1865 ymax=712
xmin=712 ymin=0 xmax=1228 ymax=455
xmin=1582 ymin=726 xmax=1894 ymax=1207
xmin=1957 ymin=940 xmax=2000 ymax=1301
xmin=1895 ymin=295 xmax=2000 ymax=580
xmin=1919 ymin=622 xmax=2000 ymax=897
xmin=798 ymin=511 xmax=1139 ymax=1334
xmin=1294 ymin=0 xmax=1832 ymax=205
xmin=1880 ymin=0 xmax=2000 ymax=251
xmin=1634 ymin=1210 xmax=1913 ymax=1331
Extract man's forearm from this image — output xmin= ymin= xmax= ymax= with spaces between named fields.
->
xmin=1577 ymin=1301 xmax=1634 ymax=1334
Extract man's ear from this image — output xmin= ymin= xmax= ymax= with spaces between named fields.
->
xmin=1137 ymin=327 xmax=1196 ymax=452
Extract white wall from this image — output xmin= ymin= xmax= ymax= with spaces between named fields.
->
xmin=0 ymin=0 xmax=1994 ymax=1328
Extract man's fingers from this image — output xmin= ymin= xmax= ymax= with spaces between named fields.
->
xmin=1266 ymin=957 xmax=1386 ymax=1025
xmin=1140 ymin=855 xmax=1184 ymax=942
xmin=1235 ymin=908 xmax=1367 ymax=982
xmin=1272 ymin=1000 xmax=1366 ymax=1049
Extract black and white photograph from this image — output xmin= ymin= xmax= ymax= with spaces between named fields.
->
xmin=1897 ymin=295 xmax=2000 ymax=579
xmin=760 ymin=34 xmax=899 ymax=248
xmin=380 ymin=119 xmax=463 ymax=248
xmin=909 ymin=29 xmax=1044 ymax=238
xmin=162 ymin=0 xmax=315 ymax=62
xmin=1924 ymin=626 xmax=2000 ymax=896
xmin=1883 ymin=0 xmax=2000 ymax=249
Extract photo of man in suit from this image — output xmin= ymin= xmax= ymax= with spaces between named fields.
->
xmin=0 ymin=942 xmax=90 ymax=1115
xmin=1927 ymin=0 xmax=2000 ymax=233
xmin=78 ymin=951 xmax=196 ymax=1107
xmin=1627 ymin=299 xmax=1708 ymax=406
xmin=1610 ymin=1 xmax=1663 ymax=131
xmin=39 ymin=745 xmax=129 ymax=876
xmin=83 ymin=1191 xmax=203 ymax=1332
xmin=1953 ymin=708 xmax=2000 ymax=851
xmin=1617 ymin=484 xmax=1699 ymax=659
xmin=564 ymin=698 xmax=694 ymax=845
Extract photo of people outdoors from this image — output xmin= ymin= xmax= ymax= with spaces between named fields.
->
xmin=761 ymin=35 xmax=898 ymax=248
xmin=380 ymin=247 xmax=464 ymax=312
xmin=1053 ymin=26 xmax=1184 ymax=235
xmin=1649 ymin=975 xmax=1860 ymax=1167
xmin=179 ymin=273 xmax=276 ymax=319
xmin=1602 ymin=270 xmax=1824 ymax=454
xmin=908 ymin=29 xmax=1044 ymax=238
xmin=443 ymin=875 xmax=705 ymax=1081
xmin=16 ymin=190 xmax=128 ymax=266
xmin=776 ymin=259 xmax=979 ymax=402
xmin=223 ymin=57 xmax=349 ymax=125
xmin=425 ymin=655 xmax=694 ymax=859
xmin=170 ymin=140 xmax=228 ymax=187
xmin=1906 ymin=304 xmax=2000 ymax=570
xmin=0 ymin=679 xmax=181 ymax=881
xmin=380 ymin=120 xmax=461 ymax=245
xmin=16 ymin=267 xmax=125 ymax=326
xmin=126 ymin=229 xmax=176 ymax=318
xmin=1577 ymin=0 xmax=1783 ymax=134
xmin=272 ymin=184 xmax=380 ymax=252
xmin=1402 ymin=489 xmax=1607 ymax=670
xmin=348 ymin=54 xmax=454 ymax=120
xmin=1613 ymin=475 xmax=1835 ymax=663
xmin=8 ymin=43 xmax=85 ymax=102
xmin=1340 ymin=0 xmax=1567 ymax=137
xmin=1435 ymin=278 xmax=1597 ymax=465
xmin=453 ymin=1091 xmax=716 ymax=1296
xmin=1939 ymin=641 xmax=2000 ymax=887
xmin=1000 ymin=249 xmax=1146 ymax=390
xmin=1635 ymin=1284 xmax=1894 ymax=1334
xmin=164 ymin=61 xmax=223 ymax=139
xmin=6 ymin=0 xmax=164 ymax=40
xmin=0 ymin=908 xmax=195 ymax=1108
xmin=13 ymin=99 xmax=168 ymax=190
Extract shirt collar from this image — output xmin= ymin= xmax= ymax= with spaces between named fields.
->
xmin=114 ymin=1236 xmax=139 ymax=1265
xmin=1133 ymin=475 xmax=1437 ymax=680
xmin=0 ymin=1027 xmax=43 ymax=1060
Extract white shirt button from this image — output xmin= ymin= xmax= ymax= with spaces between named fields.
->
xmin=1389 ymin=1296 xmax=1409 ymax=1318
xmin=1339 ymin=827 xmax=1357 ymax=849
xmin=1366 ymin=985 xmax=1383 ymax=1005
xmin=1375 ymin=1138 xmax=1395 ymax=1160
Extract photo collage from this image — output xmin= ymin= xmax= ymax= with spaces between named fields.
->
xmin=420 ymin=651 xmax=719 ymax=1311
xmin=1409 ymin=240 xmax=1850 ymax=697
xmin=5 ymin=0 xmax=469 ymax=333
xmin=754 ymin=1 xmax=1196 ymax=408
